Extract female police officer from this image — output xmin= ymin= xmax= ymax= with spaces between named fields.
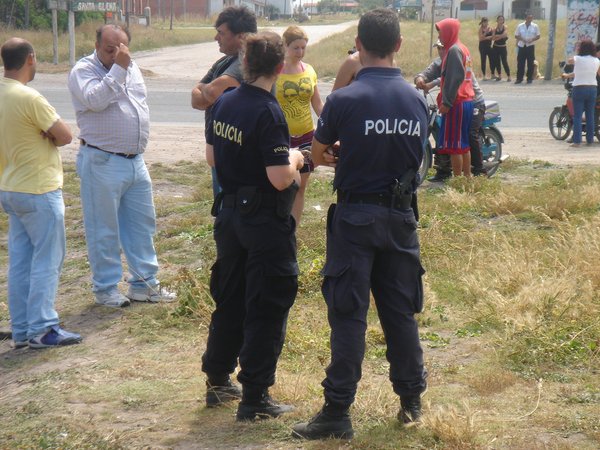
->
xmin=201 ymin=31 xmax=305 ymax=421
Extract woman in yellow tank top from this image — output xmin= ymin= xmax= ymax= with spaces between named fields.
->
xmin=276 ymin=26 xmax=324 ymax=224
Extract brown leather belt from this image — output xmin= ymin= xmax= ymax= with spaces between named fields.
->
xmin=80 ymin=139 xmax=137 ymax=159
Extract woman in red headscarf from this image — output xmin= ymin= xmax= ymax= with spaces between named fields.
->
xmin=436 ymin=18 xmax=475 ymax=177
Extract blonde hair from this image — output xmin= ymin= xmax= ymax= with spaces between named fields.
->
xmin=282 ymin=26 xmax=308 ymax=46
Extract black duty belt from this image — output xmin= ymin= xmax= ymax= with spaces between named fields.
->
xmin=81 ymin=139 xmax=138 ymax=159
xmin=221 ymin=192 xmax=278 ymax=209
xmin=337 ymin=191 xmax=413 ymax=210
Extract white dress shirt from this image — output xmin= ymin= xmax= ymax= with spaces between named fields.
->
xmin=515 ymin=22 xmax=540 ymax=48
xmin=68 ymin=51 xmax=150 ymax=154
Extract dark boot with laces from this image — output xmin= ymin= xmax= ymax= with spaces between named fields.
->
xmin=292 ymin=402 xmax=354 ymax=440
xmin=205 ymin=375 xmax=242 ymax=407
xmin=398 ymin=394 xmax=422 ymax=424
xmin=236 ymin=389 xmax=294 ymax=421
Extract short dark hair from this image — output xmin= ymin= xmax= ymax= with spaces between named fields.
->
xmin=96 ymin=24 xmax=131 ymax=44
xmin=215 ymin=6 xmax=257 ymax=35
xmin=1 ymin=38 xmax=34 ymax=71
xmin=578 ymin=39 xmax=596 ymax=56
xmin=242 ymin=32 xmax=284 ymax=83
xmin=357 ymin=8 xmax=400 ymax=59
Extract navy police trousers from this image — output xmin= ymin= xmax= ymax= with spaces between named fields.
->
xmin=201 ymin=207 xmax=298 ymax=395
xmin=321 ymin=202 xmax=427 ymax=407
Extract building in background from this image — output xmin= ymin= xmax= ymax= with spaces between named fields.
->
xmin=454 ymin=0 xmax=567 ymax=20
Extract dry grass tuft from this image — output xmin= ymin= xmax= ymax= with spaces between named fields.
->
xmin=467 ymin=368 xmax=518 ymax=395
xmin=422 ymin=401 xmax=482 ymax=449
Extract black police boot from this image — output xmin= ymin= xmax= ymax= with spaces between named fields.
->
xmin=236 ymin=389 xmax=294 ymax=421
xmin=205 ymin=375 xmax=242 ymax=407
xmin=428 ymin=171 xmax=451 ymax=182
xmin=398 ymin=394 xmax=422 ymax=424
xmin=292 ymin=402 xmax=354 ymax=440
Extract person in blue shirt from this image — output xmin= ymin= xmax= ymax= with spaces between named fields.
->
xmin=292 ymin=8 xmax=428 ymax=440
xmin=201 ymin=31 xmax=305 ymax=421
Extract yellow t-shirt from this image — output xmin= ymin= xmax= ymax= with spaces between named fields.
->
xmin=0 ymin=77 xmax=63 ymax=194
xmin=275 ymin=63 xmax=318 ymax=136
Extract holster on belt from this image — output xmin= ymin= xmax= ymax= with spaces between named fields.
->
xmin=211 ymin=191 xmax=224 ymax=217
xmin=276 ymin=180 xmax=299 ymax=219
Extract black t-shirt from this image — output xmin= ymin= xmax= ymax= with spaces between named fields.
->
xmin=207 ymin=83 xmax=290 ymax=193
xmin=315 ymin=67 xmax=427 ymax=193
xmin=201 ymin=55 xmax=242 ymax=140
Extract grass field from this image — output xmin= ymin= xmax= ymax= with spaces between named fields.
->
xmin=0 ymin=157 xmax=598 ymax=448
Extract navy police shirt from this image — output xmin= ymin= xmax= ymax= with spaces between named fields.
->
xmin=207 ymin=83 xmax=291 ymax=194
xmin=315 ymin=67 xmax=427 ymax=193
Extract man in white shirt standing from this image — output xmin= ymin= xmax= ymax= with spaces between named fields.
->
xmin=68 ymin=25 xmax=175 ymax=308
xmin=514 ymin=12 xmax=540 ymax=84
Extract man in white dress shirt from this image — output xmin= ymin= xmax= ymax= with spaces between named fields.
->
xmin=68 ymin=25 xmax=175 ymax=307
xmin=514 ymin=12 xmax=540 ymax=84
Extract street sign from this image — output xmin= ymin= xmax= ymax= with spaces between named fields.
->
xmin=46 ymin=0 xmax=69 ymax=10
xmin=71 ymin=1 xmax=118 ymax=12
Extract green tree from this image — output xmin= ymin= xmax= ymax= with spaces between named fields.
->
xmin=317 ymin=0 xmax=340 ymax=13
xmin=265 ymin=4 xmax=280 ymax=19
xmin=1 ymin=0 xmax=103 ymax=30
xmin=358 ymin=0 xmax=388 ymax=12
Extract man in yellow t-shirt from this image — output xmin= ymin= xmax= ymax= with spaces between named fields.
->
xmin=0 ymin=37 xmax=81 ymax=349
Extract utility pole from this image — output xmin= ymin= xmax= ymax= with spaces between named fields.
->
xmin=429 ymin=0 xmax=436 ymax=58
xmin=52 ymin=8 xmax=58 ymax=64
xmin=544 ymin=0 xmax=558 ymax=80
xmin=169 ymin=0 xmax=173 ymax=30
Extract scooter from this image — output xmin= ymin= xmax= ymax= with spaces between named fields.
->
xmin=549 ymin=61 xmax=600 ymax=141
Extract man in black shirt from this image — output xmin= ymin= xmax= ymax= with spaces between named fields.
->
xmin=191 ymin=6 xmax=257 ymax=197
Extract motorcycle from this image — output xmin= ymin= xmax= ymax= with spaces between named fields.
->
xmin=548 ymin=61 xmax=600 ymax=141
xmin=417 ymin=89 xmax=505 ymax=185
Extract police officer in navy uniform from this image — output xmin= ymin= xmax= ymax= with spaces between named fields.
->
xmin=201 ymin=31 xmax=305 ymax=421
xmin=292 ymin=8 xmax=428 ymax=440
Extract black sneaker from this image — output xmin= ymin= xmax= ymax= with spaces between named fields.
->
xmin=292 ymin=406 xmax=354 ymax=440
xmin=398 ymin=394 xmax=422 ymax=424
xmin=428 ymin=172 xmax=451 ymax=182
xmin=236 ymin=393 xmax=294 ymax=421
xmin=206 ymin=379 xmax=242 ymax=407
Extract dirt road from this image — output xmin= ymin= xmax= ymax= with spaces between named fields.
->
xmin=42 ymin=19 xmax=597 ymax=168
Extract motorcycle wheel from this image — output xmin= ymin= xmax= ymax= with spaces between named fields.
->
xmin=482 ymin=127 xmax=502 ymax=177
xmin=417 ymin=141 xmax=433 ymax=186
xmin=549 ymin=106 xmax=572 ymax=140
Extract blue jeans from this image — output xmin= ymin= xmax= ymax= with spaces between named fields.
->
xmin=76 ymin=145 xmax=159 ymax=293
xmin=0 ymin=189 xmax=64 ymax=340
xmin=572 ymin=85 xmax=597 ymax=144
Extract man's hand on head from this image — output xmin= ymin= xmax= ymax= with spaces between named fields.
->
xmin=114 ymin=43 xmax=131 ymax=69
